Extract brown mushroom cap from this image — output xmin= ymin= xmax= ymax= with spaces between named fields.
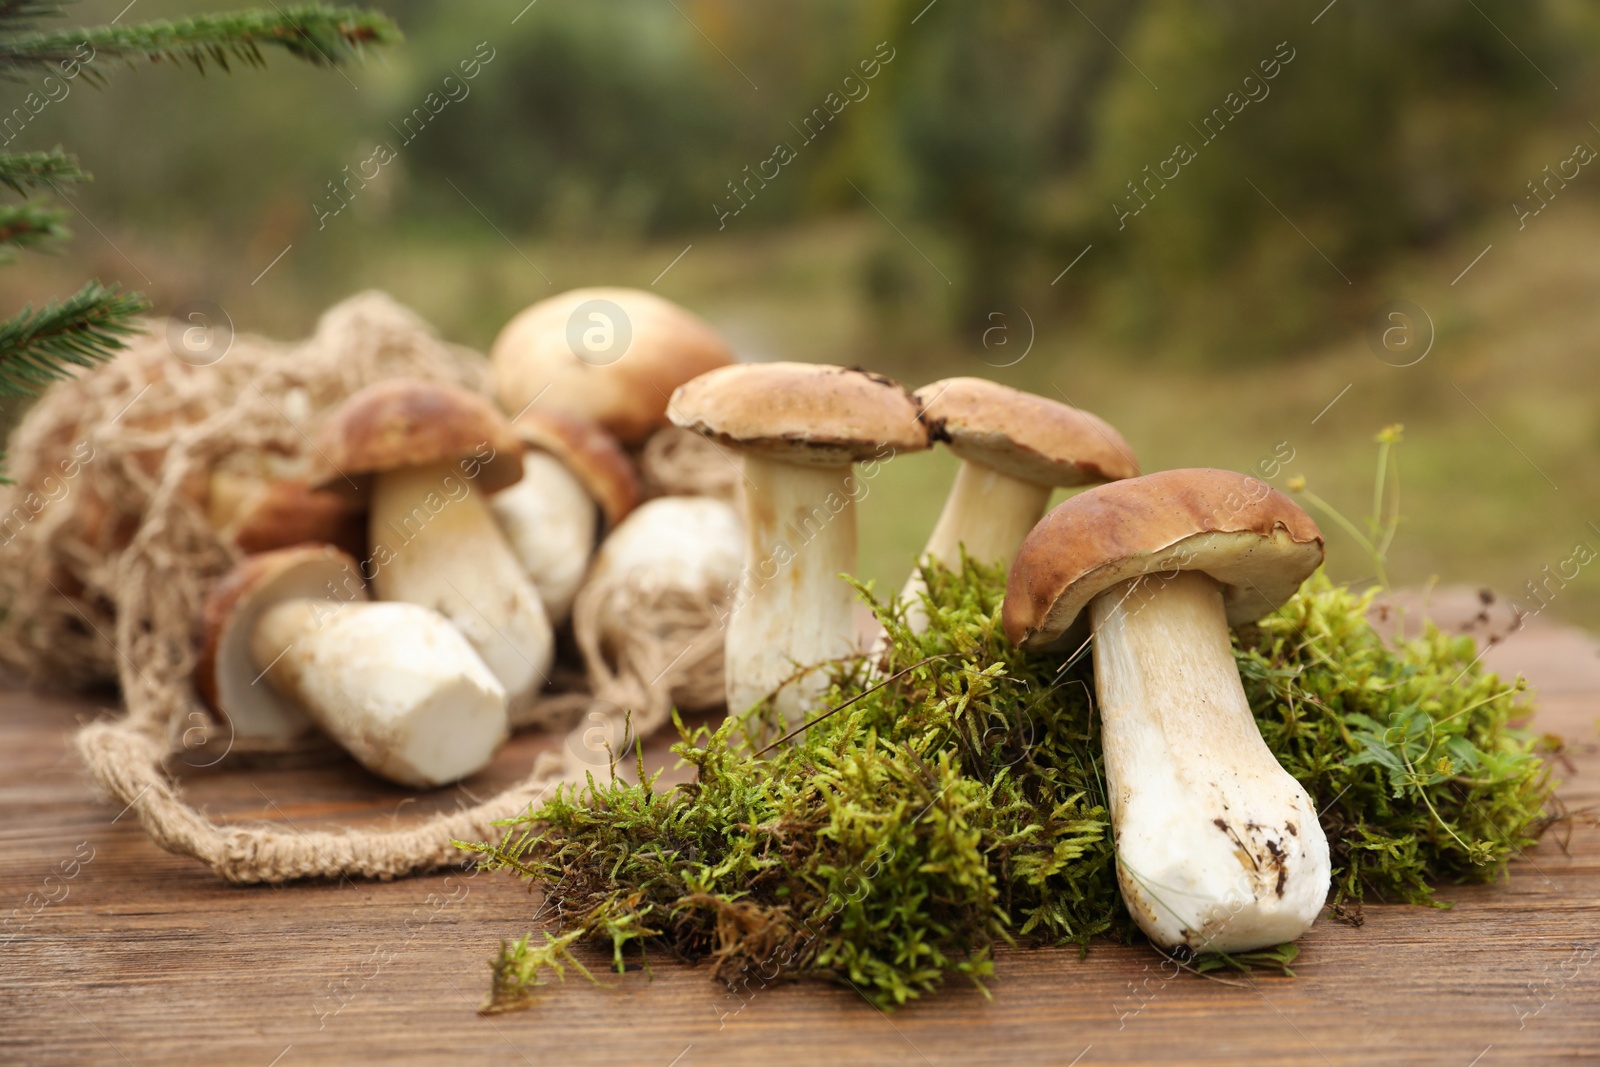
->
xmin=228 ymin=480 xmax=366 ymax=557
xmin=510 ymin=408 xmax=641 ymax=528
xmin=668 ymin=363 xmax=928 ymax=466
xmin=307 ymin=378 xmax=524 ymax=495
xmin=206 ymin=451 xmax=365 ymax=557
xmin=197 ymin=544 xmax=368 ymax=744
xmin=491 ymin=287 xmax=734 ymax=446
xmin=1003 ymin=468 xmax=1324 ymax=650
xmin=915 ymin=377 xmax=1139 ymax=486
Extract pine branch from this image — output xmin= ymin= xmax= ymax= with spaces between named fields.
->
xmin=0 ymin=149 xmax=87 ymax=196
xmin=0 ymin=1 xmax=65 ymax=31
xmin=0 ymin=281 xmax=147 ymax=397
xmin=0 ymin=199 xmax=68 ymax=258
xmin=0 ymin=6 xmax=401 ymax=76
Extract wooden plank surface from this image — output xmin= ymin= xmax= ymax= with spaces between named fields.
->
xmin=3 ymin=591 xmax=1599 ymax=1067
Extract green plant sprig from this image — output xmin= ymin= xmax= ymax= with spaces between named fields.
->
xmin=0 ymin=1 xmax=398 ymax=476
xmin=1288 ymin=423 xmax=1405 ymax=586
xmin=0 ymin=280 xmax=147 ymax=397
xmin=0 ymin=5 xmax=399 ymax=75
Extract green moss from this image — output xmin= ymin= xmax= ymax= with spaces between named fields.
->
xmin=1239 ymin=573 xmax=1553 ymax=913
xmin=465 ymin=561 xmax=1554 ymax=1013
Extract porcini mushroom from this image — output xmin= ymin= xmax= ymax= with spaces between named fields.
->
xmin=572 ymin=494 xmax=745 ymax=728
xmin=906 ymin=377 xmax=1137 ymax=630
xmin=206 ymin=449 xmax=364 ymax=557
xmin=199 ymin=544 xmax=508 ymax=785
xmin=491 ymin=287 xmax=735 ymax=446
xmin=310 ymin=378 xmax=554 ymax=718
xmin=490 ymin=409 xmax=641 ymax=623
xmin=1003 ymin=468 xmax=1330 ymax=953
xmin=669 ymin=363 xmax=927 ymax=728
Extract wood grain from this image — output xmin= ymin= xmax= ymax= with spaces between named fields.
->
xmin=3 ymin=590 xmax=1598 ymax=1066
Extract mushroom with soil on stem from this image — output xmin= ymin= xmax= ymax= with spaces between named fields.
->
xmin=669 ymin=362 xmax=928 ymax=732
xmin=1003 ymin=467 xmax=1330 ymax=954
xmin=309 ymin=378 xmax=554 ymax=720
xmin=491 ymin=287 xmax=735 ymax=447
xmin=904 ymin=377 xmax=1138 ymax=631
xmin=198 ymin=544 xmax=508 ymax=785
xmin=489 ymin=408 xmax=641 ymax=624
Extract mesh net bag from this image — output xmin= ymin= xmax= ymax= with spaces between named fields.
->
xmin=3 ymin=292 xmax=570 ymax=883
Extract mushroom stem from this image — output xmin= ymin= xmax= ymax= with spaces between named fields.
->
xmin=251 ymin=598 xmax=508 ymax=787
xmin=902 ymin=460 xmax=1050 ymax=629
xmin=370 ymin=460 xmax=553 ymax=717
xmin=728 ymin=453 xmax=860 ymax=728
xmin=1089 ymin=569 xmax=1329 ymax=953
xmin=489 ymin=450 xmax=598 ymax=623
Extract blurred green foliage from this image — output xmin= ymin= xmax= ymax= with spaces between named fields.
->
xmin=2 ymin=0 xmax=1596 ymax=624
xmin=11 ymin=0 xmax=1598 ymax=354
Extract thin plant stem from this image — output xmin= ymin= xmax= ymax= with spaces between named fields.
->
xmin=1376 ymin=446 xmax=1402 ymax=559
xmin=1369 ymin=437 xmax=1390 ymax=543
xmin=1297 ymin=488 xmax=1389 ymax=587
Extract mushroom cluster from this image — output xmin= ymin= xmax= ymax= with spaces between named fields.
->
xmin=194 ymin=287 xmax=738 ymax=787
xmin=185 ymin=286 xmax=1331 ymax=955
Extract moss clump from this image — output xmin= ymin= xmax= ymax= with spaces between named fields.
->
xmin=1239 ymin=573 xmax=1553 ymax=915
xmin=466 ymin=561 xmax=1554 ymax=1013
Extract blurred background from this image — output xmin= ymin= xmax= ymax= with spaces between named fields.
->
xmin=4 ymin=0 xmax=1598 ymax=624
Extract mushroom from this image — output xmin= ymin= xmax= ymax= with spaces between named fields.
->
xmin=906 ymin=378 xmax=1138 ymax=630
xmin=205 ymin=449 xmax=365 ymax=557
xmin=489 ymin=409 xmax=641 ymax=623
xmin=669 ymin=363 xmax=927 ymax=728
xmin=491 ymin=287 xmax=735 ymax=446
xmin=309 ymin=378 xmax=554 ymax=718
xmin=198 ymin=544 xmax=508 ymax=785
xmin=1003 ymin=468 xmax=1329 ymax=953
xmin=572 ymin=494 xmax=745 ymax=729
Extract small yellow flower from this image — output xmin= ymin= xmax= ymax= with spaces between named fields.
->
xmin=1375 ymin=423 xmax=1405 ymax=445
xmin=1286 ymin=475 xmax=1306 ymax=493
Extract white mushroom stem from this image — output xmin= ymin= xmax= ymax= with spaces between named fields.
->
xmin=489 ymin=449 xmax=598 ymax=623
xmin=370 ymin=460 xmax=554 ymax=718
xmin=575 ymin=496 xmax=745 ymax=727
xmin=1089 ymin=569 xmax=1330 ymax=953
xmin=251 ymin=599 xmax=509 ymax=787
xmin=902 ymin=460 xmax=1051 ymax=630
xmin=727 ymin=453 xmax=860 ymax=731
xmin=592 ymin=495 xmax=744 ymax=597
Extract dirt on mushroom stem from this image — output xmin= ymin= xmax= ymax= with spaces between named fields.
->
xmin=466 ymin=557 xmax=1554 ymax=1012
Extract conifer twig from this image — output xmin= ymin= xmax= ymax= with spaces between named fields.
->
xmin=0 ymin=200 xmax=69 ymax=256
xmin=0 ymin=2 xmax=396 ymax=471
xmin=0 ymin=1 xmax=65 ymax=31
xmin=0 ymin=280 xmax=148 ymax=397
xmin=0 ymin=5 xmax=400 ymax=75
xmin=0 ymin=149 xmax=88 ymax=196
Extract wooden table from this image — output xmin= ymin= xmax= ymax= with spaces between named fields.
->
xmin=4 ymin=591 xmax=1599 ymax=1066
